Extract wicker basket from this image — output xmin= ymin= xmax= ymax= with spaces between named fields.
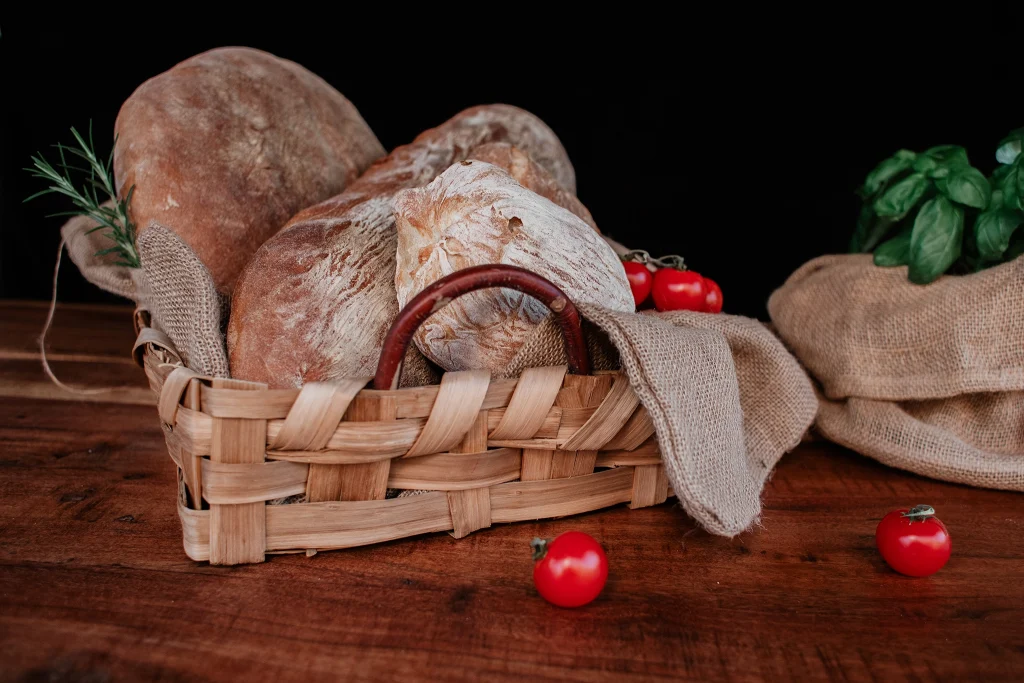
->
xmin=135 ymin=265 xmax=671 ymax=565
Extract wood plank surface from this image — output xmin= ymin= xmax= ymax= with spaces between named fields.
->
xmin=0 ymin=301 xmax=1022 ymax=682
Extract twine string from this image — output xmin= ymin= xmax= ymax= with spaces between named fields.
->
xmin=39 ymin=237 xmax=121 ymax=396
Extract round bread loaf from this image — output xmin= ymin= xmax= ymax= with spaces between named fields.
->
xmin=227 ymin=105 xmax=577 ymax=388
xmin=114 ymin=47 xmax=385 ymax=294
xmin=393 ymin=160 xmax=632 ymax=373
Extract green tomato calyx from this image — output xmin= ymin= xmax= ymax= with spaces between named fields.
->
xmin=902 ymin=505 xmax=936 ymax=522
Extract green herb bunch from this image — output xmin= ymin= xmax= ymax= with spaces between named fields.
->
xmin=25 ymin=123 xmax=140 ymax=268
xmin=850 ymin=128 xmax=1024 ymax=283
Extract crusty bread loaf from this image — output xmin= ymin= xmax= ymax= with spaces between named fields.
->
xmin=114 ymin=47 xmax=384 ymax=294
xmin=393 ymin=161 xmax=632 ymax=373
xmin=467 ymin=143 xmax=598 ymax=231
xmin=227 ymin=105 xmax=576 ymax=388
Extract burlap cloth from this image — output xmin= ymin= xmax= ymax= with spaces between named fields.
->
xmin=769 ymin=253 xmax=1024 ymax=491
xmin=63 ymin=210 xmax=230 ymax=376
xmin=61 ymin=208 xmax=140 ymax=302
xmin=510 ymin=307 xmax=817 ymax=536
xmin=136 ymin=225 xmax=231 ymax=377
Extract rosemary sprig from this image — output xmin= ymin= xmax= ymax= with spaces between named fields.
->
xmin=24 ymin=122 xmax=140 ymax=268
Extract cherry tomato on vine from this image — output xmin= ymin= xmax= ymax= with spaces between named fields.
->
xmin=875 ymin=505 xmax=951 ymax=577
xmin=652 ymin=268 xmax=706 ymax=312
xmin=702 ymin=277 xmax=723 ymax=313
xmin=531 ymin=531 xmax=608 ymax=608
xmin=622 ymin=261 xmax=653 ymax=308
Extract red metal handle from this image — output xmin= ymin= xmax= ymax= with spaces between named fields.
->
xmin=374 ymin=264 xmax=591 ymax=389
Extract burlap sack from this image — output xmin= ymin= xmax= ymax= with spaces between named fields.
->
xmin=60 ymin=208 xmax=140 ymax=302
xmin=510 ymin=304 xmax=818 ymax=536
xmin=769 ymin=253 xmax=1024 ymax=491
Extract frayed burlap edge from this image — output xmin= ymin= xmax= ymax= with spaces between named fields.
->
xmin=816 ymin=392 xmax=1024 ymax=491
xmin=137 ymin=224 xmax=230 ymax=377
xmin=579 ymin=305 xmax=817 ymax=536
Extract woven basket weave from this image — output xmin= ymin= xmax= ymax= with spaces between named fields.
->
xmin=136 ymin=265 xmax=671 ymax=565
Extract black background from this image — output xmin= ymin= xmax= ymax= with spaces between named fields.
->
xmin=1 ymin=8 xmax=1018 ymax=320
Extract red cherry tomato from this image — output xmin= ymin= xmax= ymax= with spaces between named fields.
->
xmin=531 ymin=531 xmax=608 ymax=608
xmin=622 ymin=261 xmax=653 ymax=308
xmin=702 ymin=277 xmax=723 ymax=313
xmin=652 ymin=268 xmax=706 ymax=312
xmin=875 ymin=505 xmax=951 ymax=577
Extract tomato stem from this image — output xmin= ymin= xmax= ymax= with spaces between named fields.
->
xmin=530 ymin=537 xmax=550 ymax=561
xmin=620 ymin=250 xmax=689 ymax=271
xmin=653 ymin=254 xmax=687 ymax=270
xmin=902 ymin=504 xmax=936 ymax=522
xmin=621 ymin=249 xmax=651 ymax=264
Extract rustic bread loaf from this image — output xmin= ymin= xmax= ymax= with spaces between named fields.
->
xmin=227 ymin=105 xmax=576 ymax=388
xmin=393 ymin=160 xmax=632 ymax=373
xmin=114 ymin=46 xmax=385 ymax=294
xmin=467 ymin=143 xmax=597 ymax=231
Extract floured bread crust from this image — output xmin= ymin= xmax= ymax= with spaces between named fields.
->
xmin=393 ymin=161 xmax=632 ymax=373
xmin=115 ymin=47 xmax=384 ymax=294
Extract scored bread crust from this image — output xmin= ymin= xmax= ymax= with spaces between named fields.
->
xmin=228 ymin=105 xmax=578 ymax=388
xmin=393 ymin=160 xmax=631 ymax=373
xmin=114 ymin=47 xmax=385 ymax=294
xmin=466 ymin=143 xmax=598 ymax=232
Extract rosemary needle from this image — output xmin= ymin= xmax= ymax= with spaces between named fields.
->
xmin=25 ymin=121 xmax=140 ymax=268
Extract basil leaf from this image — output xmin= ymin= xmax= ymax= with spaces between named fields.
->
xmin=874 ymin=173 xmax=931 ymax=217
xmin=1018 ymin=158 xmax=1024 ymax=211
xmin=996 ymin=128 xmax=1024 ymax=165
xmin=863 ymin=149 xmax=916 ymax=195
xmin=975 ymin=209 xmax=1024 ymax=260
xmin=991 ymin=163 xmax=1011 ymax=184
xmin=961 ymin=226 xmax=981 ymax=270
xmin=1001 ymin=160 xmax=1022 ymax=210
xmin=909 ymin=196 xmax=964 ymax=284
xmin=991 ymin=188 xmax=1004 ymax=208
xmin=865 ymin=218 xmax=899 ymax=253
xmin=935 ymin=147 xmax=970 ymax=179
xmin=850 ymin=205 xmax=897 ymax=253
xmin=913 ymin=145 xmax=969 ymax=179
xmin=912 ymin=155 xmax=939 ymax=176
xmin=923 ymin=145 xmax=969 ymax=166
xmin=873 ymin=228 xmax=913 ymax=267
xmin=996 ymin=141 xmax=1021 ymax=165
xmin=942 ymin=166 xmax=991 ymax=209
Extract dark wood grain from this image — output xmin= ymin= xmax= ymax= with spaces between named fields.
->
xmin=0 ymin=300 xmax=138 ymax=359
xmin=1 ymin=301 xmax=1022 ymax=682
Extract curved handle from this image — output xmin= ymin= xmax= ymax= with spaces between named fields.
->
xmin=374 ymin=264 xmax=590 ymax=390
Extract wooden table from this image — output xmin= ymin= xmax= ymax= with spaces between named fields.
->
xmin=1 ymin=300 xmax=1022 ymax=682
